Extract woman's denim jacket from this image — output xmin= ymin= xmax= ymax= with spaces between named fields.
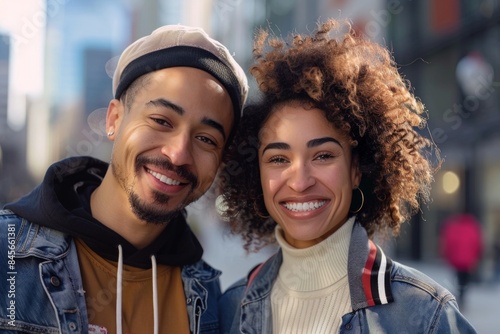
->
xmin=0 ymin=211 xmax=222 ymax=334
xmin=219 ymin=222 xmax=477 ymax=334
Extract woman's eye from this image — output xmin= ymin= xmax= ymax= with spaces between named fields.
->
xmin=269 ymin=156 xmax=288 ymax=164
xmin=315 ymin=153 xmax=334 ymax=161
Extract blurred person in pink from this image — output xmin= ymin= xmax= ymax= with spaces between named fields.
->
xmin=440 ymin=213 xmax=483 ymax=307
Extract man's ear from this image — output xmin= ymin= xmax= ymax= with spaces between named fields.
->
xmin=106 ymin=99 xmax=124 ymax=140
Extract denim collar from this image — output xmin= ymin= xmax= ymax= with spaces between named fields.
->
xmin=243 ymin=221 xmax=395 ymax=310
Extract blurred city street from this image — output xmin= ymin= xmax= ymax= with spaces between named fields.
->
xmin=408 ymin=261 xmax=499 ymax=334
xmin=1 ymin=1 xmax=499 ymax=333
xmin=463 ymin=283 xmax=500 ymax=333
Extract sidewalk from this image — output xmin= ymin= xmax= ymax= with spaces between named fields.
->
xmin=461 ymin=282 xmax=500 ymax=333
xmin=406 ymin=260 xmax=499 ymax=333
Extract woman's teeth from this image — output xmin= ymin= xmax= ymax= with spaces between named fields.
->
xmin=284 ymin=201 xmax=326 ymax=212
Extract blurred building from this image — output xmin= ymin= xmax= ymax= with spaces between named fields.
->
xmin=212 ymin=0 xmax=388 ymax=103
xmin=388 ymin=0 xmax=500 ymax=277
xmin=0 ymin=31 xmax=11 ymax=206
xmin=42 ymin=0 xmax=130 ymax=166
xmin=0 ymin=32 xmax=8 ymax=130
xmin=6 ymin=0 xmax=498 ymax=283
xmin=0 ymin=31 xmax=34 ymax=206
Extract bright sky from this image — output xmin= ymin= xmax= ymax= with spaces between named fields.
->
xmin=0 ymin=0 xmax=45 ymax=129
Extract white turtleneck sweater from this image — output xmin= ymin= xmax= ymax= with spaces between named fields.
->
xmin=271 ymin=217 xmax=355 ymax=334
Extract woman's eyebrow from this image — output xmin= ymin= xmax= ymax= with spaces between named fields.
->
xmin=262 ymin=137 xmax=342 ymax=154
xmin=262 ymin=142 xmax=290 ymax=154
xmin=307 ymin=137 xmax=342 ymax=148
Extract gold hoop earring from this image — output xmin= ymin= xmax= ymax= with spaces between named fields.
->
xmin=253 ymin=194 xmax=270 ymax=219
xmin=350 ymin=187 xmax=364 ymax=214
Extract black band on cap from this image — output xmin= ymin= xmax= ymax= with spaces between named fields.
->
xmin=115 ymin=46 xmax=242 ymax=128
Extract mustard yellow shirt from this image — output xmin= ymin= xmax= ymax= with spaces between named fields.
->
xmin=76 ymin=239 xmax=190 ymax=334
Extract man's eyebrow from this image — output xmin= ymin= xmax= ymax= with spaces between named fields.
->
xmin=262 ymin=142 xmax=290 ymax=154
xmin=307 ymin=137 xmax=343 ymax=148
xmin=147 ymin=98 xmax=227 ymax=141
xmin=147 ymin=98 xmax=184 ymax=115
xmin=202 ymin=117 xmax=226 ymax=141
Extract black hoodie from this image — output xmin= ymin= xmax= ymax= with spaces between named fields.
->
xmin=5 ymin=156 xmax=203 ymax=269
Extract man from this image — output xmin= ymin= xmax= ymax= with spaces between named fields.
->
xmin=0 ymin=24 xmax=248 ymax=333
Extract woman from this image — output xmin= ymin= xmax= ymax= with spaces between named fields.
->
xmin=217 ymin=19 xmax=476 ymax=333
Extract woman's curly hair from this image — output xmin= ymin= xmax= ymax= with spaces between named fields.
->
xmin=217 ymin=19 xmax=441 ymax=252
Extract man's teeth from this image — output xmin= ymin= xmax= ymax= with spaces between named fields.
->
xmin=148 ymin=170 xmax=181 ymax=186
xmin=284 ymin=201 xmax=326 ymax=212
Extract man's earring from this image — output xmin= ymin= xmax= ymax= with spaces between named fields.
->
xmin=107 ymin=131 xmax=114 ymax=137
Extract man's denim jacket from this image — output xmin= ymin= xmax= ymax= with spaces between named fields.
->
xmin=0 ymin=210 xmax=221 ymax=334
xmin=219 ymin=221 xmax=477 ymax=334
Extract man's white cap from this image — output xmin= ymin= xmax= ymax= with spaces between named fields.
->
xmin=113 ymin=25 xmax=249 ymax=124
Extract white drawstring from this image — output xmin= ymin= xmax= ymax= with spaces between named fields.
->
xmin=115 ymin=245 xmax=159 ymax=334
xmin=116 ymin=244 xmax=123 ymax=334
xmin=151 ymin=255 xmax=159 ymax=334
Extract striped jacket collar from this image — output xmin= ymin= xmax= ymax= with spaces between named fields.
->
xmin=348 ymin=221 xmax=394 ymax=310
xmin=244 ymin=220 xmax=395 ymax=311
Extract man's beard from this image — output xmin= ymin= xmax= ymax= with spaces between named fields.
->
xmin=129 ymin=190 xmax=184 ymax=225
xmin=112 ymin=155 xmax=200 ymax=225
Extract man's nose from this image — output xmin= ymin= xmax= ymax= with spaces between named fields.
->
xmin=160 ymin=132 xmax=194 ymax=167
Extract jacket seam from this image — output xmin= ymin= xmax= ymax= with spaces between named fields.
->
xmin=391 ymin=274 xmax=452 ymax=304
xmin=39 ymin=260 xmax=63 ymax=333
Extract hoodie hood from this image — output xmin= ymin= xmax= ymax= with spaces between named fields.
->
xmin=5 ymin=156 xmax=203 ymax=268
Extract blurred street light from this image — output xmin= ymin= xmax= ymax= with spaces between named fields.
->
xmin=456 ymin=51 xmax=494 ymax=99
xmin=454 ymin=51 xmax=494 ymax=217
xmin=442 ymin=170 xmax=460 ymax=194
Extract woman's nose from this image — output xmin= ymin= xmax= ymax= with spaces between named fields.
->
xmin=286 ymin=163 xmax=315 ymax=193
